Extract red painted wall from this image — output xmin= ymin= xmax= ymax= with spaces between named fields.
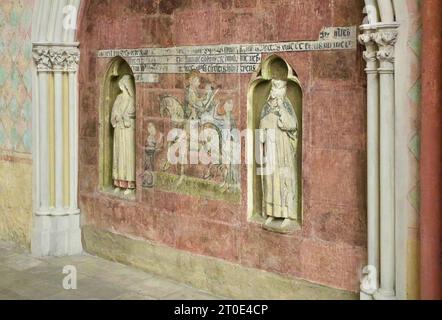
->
xmin=420 ymin=0 xmax=442 ymax=300
xmin=77 ymin=0 xmax=367 ymax=292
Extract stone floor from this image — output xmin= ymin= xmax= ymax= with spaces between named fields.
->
xmin=0 ymin=240 xmax=223 ymax=300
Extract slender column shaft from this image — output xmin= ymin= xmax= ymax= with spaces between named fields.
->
xmin=359 ymin=27 xmax=380 ymax=298
xmin=379 ymin=69 xmax=395 ymax=296
xmin=367 ymin=69 xmax=380 ymax=276
xmin=373 ymin=24 xmax=399 ymax=300
xmin=38 ymin=72 xmax=50 ymax=214
xmin=69 ymin=71 xmax=79 ymax=213
xmin=37 ymin=0 xmax=50 ymax=42
xmin=46 ymin=0 xmax=57 ymax=42
xmin=54 ymin=71 xmax=64 ymax=212
xmin=376 ymin=0 xmax=394 ymax=23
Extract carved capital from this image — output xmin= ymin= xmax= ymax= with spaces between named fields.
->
xmin=358 ymin=32 xmax=378 ymax=71
xmin=373 ymin=31 xmax=398 ymax=47
xmin=373 ymin=31 xmax=398 ymax=65
xmin=358 ymin=33 xmax=373 ymax=46
xmin=33 ymin=45 xmax=80 ymax=72
xmin=363 ymin=50 xmax=377 ymax=63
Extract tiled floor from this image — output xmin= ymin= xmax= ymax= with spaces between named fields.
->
xmin=0 ymin=240 xmax=222 ymax=300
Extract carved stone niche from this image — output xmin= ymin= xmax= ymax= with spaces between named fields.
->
xmin=99 ymin=57 xmax=136 ymax=199
xmin=247 ymin=55 xmax=303 ymax=234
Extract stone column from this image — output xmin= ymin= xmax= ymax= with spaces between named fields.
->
xmin=372 ymin=23 xmax=399 ymax=300
xmin=31 ymin=43 xmax=82 ymax=257
xmin=37 ymin=70 xmax=50 ymax=215
xmin=54 ymin=70 xmax=64 ymax=214
xmin=68 ymin=71 xmax=80 ymax=215
xmin=358 ymin=25 xmax=380 ymax=299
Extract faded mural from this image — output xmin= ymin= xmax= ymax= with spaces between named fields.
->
xmin=157 ymin=71 xmax=240 ymax=197
xmin=0 ymin=0 xmax=33 ymax=154
xmin=0 ymin=0 xmax=34 ymax=248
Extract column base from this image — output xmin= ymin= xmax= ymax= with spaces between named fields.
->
xmin=360 ymin=291 xmax=374 ymax=300
xmin=373 ymin=288 xmax=397 ymax=300
xmin=31 ymin=213 xmax=83 ymax=257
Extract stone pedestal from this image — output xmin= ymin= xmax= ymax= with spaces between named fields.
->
xmin=31 ymin=215 xmax=82 ymax=257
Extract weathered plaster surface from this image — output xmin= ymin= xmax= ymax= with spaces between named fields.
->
xmin=0 ymin=156 xmax=32 ymax=247
xmin=83 ymin=225 xmax=357 ymax=300
xmin=0 ymin=0 xmax=34 ymax=248
xmin=400 ymin=0 xmax=422 ymax=300
xmin=0 ymin=0 xmax=34 ymax=153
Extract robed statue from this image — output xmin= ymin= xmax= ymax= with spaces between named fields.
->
xmin=111 ymin=75 xmax=136 ymax=195
xmin=259 ymin=80 xmax=299 ymax=233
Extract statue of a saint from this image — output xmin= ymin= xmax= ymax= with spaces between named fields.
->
xmin=111 ymin=75 xmax=136 ymax=195
xmin=259 ymin=80 xmax=299 ymax=233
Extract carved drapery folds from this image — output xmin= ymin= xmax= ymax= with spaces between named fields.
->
xmin=33 ymin=44 xmax=80 ymax=72
xmin=247 ymin=55 xmax=303 ymax=234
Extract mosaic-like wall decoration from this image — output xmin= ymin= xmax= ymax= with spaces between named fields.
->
xmin=0 ymin=0 xmax=34 ymax=154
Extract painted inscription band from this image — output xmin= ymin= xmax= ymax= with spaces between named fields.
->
xmin=97 ymin=26 xmax=357 ymax=80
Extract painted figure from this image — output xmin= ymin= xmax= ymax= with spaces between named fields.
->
xmin=185 ymin=72 xmax=217 ymax=120
xmin=143 ymin=123 xmax=163 ymax=188
xmin=220 ymin=99 xmax=240 ymax=191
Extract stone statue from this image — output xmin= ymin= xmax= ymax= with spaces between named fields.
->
xmin=259 ymin=80 xmax=299 ymax=233
xmin=111 ymin=75 xmax=136 ymax=195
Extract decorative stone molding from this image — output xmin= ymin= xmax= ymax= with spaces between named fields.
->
xmin=358 ymin=27 xmax=378 ymax=74
xmin=362 ymin=47 xmax=378 ymax=64
xmin=372 ymin=24 xmax=400 ymax=74
xmin=373 ymin=32 xmax=398 ymax=62
xmin=33 ymin=44 xmax=80 ymax=72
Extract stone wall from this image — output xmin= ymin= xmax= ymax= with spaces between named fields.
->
xmin=0 ymin=0 xmax=34 ymax=247
xmin=78 ymin=0 xmax=367 ymax=293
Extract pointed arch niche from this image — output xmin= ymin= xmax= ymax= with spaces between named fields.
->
xmin=247 ymin=55 xmax=303 ymax=231
xmin=99 ymin=57 xmax=136 ymax=196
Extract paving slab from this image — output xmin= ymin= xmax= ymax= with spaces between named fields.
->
xmin=0 ymin=240 xmax=223 ymax=300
